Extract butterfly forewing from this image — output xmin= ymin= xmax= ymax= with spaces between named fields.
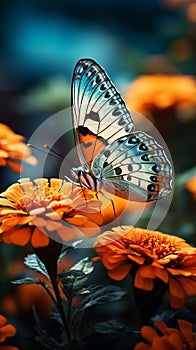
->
xmin=71 ymin=58 xmax=173 ymax=203
xmin=72 ymin=58 xmax=135 ymax=169
xmin=91 ymin=131 xmax=173 ymax=202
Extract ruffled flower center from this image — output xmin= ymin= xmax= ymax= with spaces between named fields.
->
xmin=17 ymin=179 xmax=73 ymax=217
xmin=123 ymin=232 xmax=178 ymax=258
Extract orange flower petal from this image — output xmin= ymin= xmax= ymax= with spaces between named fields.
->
xmin=1 ymin=227 xmax=31 ymax=246
xmin=79 ymin=221 xmax=100 ymax=237
xmin=153 ymin=333 xmax=181 ymax=349
xmin=169 ymin=278 xmax=186 ymax=308
xmin=177 ymin=276 xmax=196 ymax=295
xmin=177 ymin=319 xmax=193 ymax=344
xmin=45 ymin=220 xmax=62 ymax=232
xmin=0 ymin=316 xmax=7 ymax=326
xmin=134 ymin=268 xmax=154 ymax=291
xmin=108 ymin=264 xmax=131 ymax=281
xmin=140 ymin=265 xmax=169 ymax=283
xmin=0 ymin=199 xmax=17 ymax=208
xmin=58 ymin=225 xmax=78 ymax=241
xmin=127 ymin=254 xmax=145 ymax=265
xmin=1 ymin=345 xmax=18 ymax=350
xmin=1 ymin=184 xmax=22 ymax=202
xmin=0 ymin=346 xmax=18 ymax=350
xmin=134 ymin=343 xmax=149 ymax=350
xmin=141 ymin=325 xmax=158 ymax=342
xmin=154 ymin=320 xmax=171 ymax=335
xmin=0 ymin=217 xmax=21 ymax=231
xmin=31 ymin=228 xmax=50 ymax=248
xmin=7 ymin=160 xmax=22 ymax=173
xmin=0 ymin=324 xmax=16 ymax=342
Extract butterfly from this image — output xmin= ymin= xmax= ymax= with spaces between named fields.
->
xmin=70 ymin=58 xmax=173 ymax=203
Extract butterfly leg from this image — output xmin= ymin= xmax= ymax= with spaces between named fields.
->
xmin=64 ymin=174 xmax=89 ymax=207
xmin=100 ymin=190 xmax=117 ymax=219
xmin=100 ymin=191 xmax=128 ymax=230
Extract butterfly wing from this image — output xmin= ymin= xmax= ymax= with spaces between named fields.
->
xmin=91 ymin=131 xmax=173 ymax=202
xmin=71 ymin=58 xmax=135 ymax=171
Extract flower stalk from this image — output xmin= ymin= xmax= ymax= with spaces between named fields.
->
xmin=131 ymin=266 xmax=168 ymax=325
xmin=33 ymin=236 xmax=71 ymax=342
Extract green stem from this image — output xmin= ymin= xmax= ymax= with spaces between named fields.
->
xmin=33 ymin=236 xmax=71 ymax=342
xmin=67 ymin=297 xmax=73 ymax=335
xmin=39 ymin=280 xmax=57 ymax=305
xmin=51 ymin=274 xmax=71 ymax=342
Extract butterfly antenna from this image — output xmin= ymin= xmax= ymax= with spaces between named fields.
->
xmin=43 ymin=144 xmax=65 ymax=160
xmin=28 ymin=144 xmax=64 ymax=160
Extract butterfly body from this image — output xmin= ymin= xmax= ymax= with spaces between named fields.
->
xmin=71 ymin=58 xmax=173 ymax=203
xmin=71 ymin=166 xmax=103 ymax=193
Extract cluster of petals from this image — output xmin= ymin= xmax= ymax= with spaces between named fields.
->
xmin=0 ymin=314 xmax=18 ymax=350
xmin=93 ymin=226 xmax=196 ymax=308
xmin=0 ymin=178 xmax=101 ymax=247
xmin=186 ymin=175 xmax=196 ymax=201
xmin=0 ymin=123 xmax=37 ymax=173
xmin=125 ymin=75 xmax=196 ymax=120
xmin=135 ymin=319 xmax=196 ymax=350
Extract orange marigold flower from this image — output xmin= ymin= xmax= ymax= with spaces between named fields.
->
xmin=93 ymin=226 xmax=196 ymax=309
xmin=0 ymin=123 xmax=37 ymax=173
xmin=186 ymin=175 xmax=196 ymax=201
xmin=0 ymin=178 xmax=101 ymax=248
xmin=125 ymin=75 xmax=196 ymax=127
xmin=0 ymin=314 xmax=18 ymax=350
xmin=134 ymin=319 xmax=196 ymax=350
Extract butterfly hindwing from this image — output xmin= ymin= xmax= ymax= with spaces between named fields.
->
xmin=71 ymin=58 xmax=135 ymax=170
xmin=91 ymin=131 xmax=173 ymax=202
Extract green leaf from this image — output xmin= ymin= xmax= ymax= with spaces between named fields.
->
xmin=77 ymin=284 xmax=98 ymax=295
xmin=60 ymin=271 xmax=89 ymax=299
xmin=70 ymin=257 xmax=94 ymax=275
xmin=57 ymin=240 xmax=83 ymax=264
xmin=59 ymin=258 xmax=94 ymax=299
xmin=50 ymin=311 xmax=64 ymax=327
xmin=35 ymin=331 xmax=66 ymax=350
xmin=11 ymin=277 xmax=43 ymax=285
xmin=94 ymin=320 xmax=131 ymax=334
xmin=78 ymin=286 xmax=126 ymax=311
xmin=24 ymin=254 xmax=49 ymax=278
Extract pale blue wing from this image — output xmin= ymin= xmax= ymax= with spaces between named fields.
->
xmin=91 ymin=131 xmax=173 ymax=202
xmin=71 ymin=58 xmax=135 ymax=170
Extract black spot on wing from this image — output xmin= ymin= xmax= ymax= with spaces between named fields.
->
xmin=84 ymin=111 xmax=100 ymax=123
xmin=118 ymin=117 xmax=127 ymax=126
xmin=104 ymin=150 xmax=110 ymax=157
xmin=128 ymin=136 xmax=139 ymax=144
xmin=112 ymin=107 xmax=121 ymax=117
xmin=104 ymin=91 xmax=111 ymax=98
xmin=100 ymin=83 xmax=107 ymax=91
xmin=139 ymin=143 xmax=148 ymax=151
xmin=78 ymin=126 xmax=97 ymax=136
xmin=96 ymin=74 xmax=102 ymax=84
xmin=109 ymin=98 xmax=117 ymax=106
xmin=152 ymin=165 xmax=160 ymax=173
xmin=114 ymin=167 xmax=122 ymax=175
xmin=141 ymin=154 xmax=149 ymax=161
xmin=103 ymin=161 xmax=109 ymax=168
xmin=147 ymin=184 xmax=155 ymax=192
xmin=150 ymin=176 xmax=157 ymax=182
